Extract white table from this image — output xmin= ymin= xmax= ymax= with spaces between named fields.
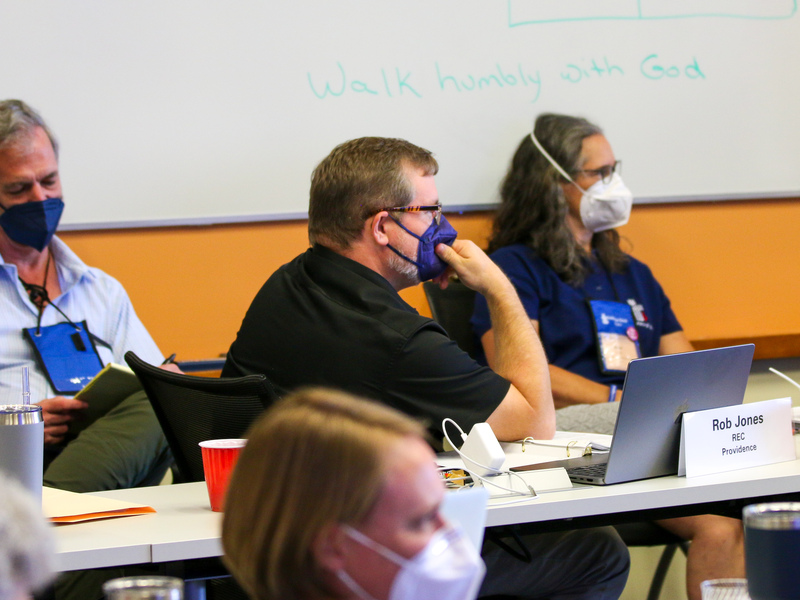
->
xmin=483 ymin=457 xmax=800 ymax=528
xmin=472 ymin=439 xmax=800 ymax=528
xmin=54 ymin=482 xmax=220 ymax=572
xmin=54 ymin=452 xmax=800 ymax=571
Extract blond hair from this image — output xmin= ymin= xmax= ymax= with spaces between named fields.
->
xmin=222 ymin=387 xmax=427 ymax=600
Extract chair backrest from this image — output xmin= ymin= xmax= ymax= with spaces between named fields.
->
xmin=125 ymin=351 xmax=279 ymax=483
xmin=422 ymin=280 xmax=479 ymax=360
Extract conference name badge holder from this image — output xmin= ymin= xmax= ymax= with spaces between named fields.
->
xmin=23 ymin=321 xmax=104 ymax=395
xmin=587 ymin=299 xmax=641 ymax=374
xmin=678 ymin=397 xmax=795 ymax=478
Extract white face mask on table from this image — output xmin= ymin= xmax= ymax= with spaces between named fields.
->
xmin=336 ymin=521 xmax=486 ymax=600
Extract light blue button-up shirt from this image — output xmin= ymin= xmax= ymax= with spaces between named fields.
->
xmin=0 ymin=236 xmax=163 ymax=404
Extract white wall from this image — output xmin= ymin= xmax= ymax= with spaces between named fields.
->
xmin=2 ymin=1 xmax=799 ymax=228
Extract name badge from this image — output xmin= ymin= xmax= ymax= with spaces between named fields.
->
xmin=587 ymin=299 xmax=641 ymax=373
xmin=23 ymin=321 xmax=104 ymax=394
xmin=679 ymin=398 xmax=795 ymax=478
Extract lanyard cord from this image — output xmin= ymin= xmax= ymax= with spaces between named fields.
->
xmin=18 ymin=252 xmax=51 ymax=333
xmin=602 ymin=264 xmax=621 ymax=302
xmin=577 ymin=253 xmax=621 ymax=302
xmin=18 ymin=254 xmax=113 ymax=350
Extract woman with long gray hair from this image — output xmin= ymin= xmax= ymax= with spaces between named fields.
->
xmin=471 ymin=112 xmax=744 ymax=600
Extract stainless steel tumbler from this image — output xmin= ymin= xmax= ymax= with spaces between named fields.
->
xmin=103 ymin=576 xmax=184 ymax=600
xmin=744 ymin=502 xmax=800 ymax=600
xmin=0 ymin=404 xmax=44 ymax=504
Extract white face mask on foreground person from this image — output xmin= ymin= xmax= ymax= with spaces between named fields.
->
xmin=338 ymin=521 xmax=485 ymax=600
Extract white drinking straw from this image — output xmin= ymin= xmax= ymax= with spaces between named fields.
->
xmin=21 ymin=366 xmax=30 ymax=406
xmin=769 ymin=367 xmax=800 ymax=392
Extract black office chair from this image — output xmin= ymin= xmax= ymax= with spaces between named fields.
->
xmin=124 ymin=352 xmax=279 ymax=600
xmin=422 ymin=282 xmax=689 ymax=600
xmin=423 ymin=280 xmax=479 ymax=359
xmin=125 ymin=351 xmax=279 ymax=483
xmin=614 ymin=522 xmax=690 ymax=600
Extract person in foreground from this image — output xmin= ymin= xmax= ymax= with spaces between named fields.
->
xmin=223 ymin=387 xmax=486 ymax=600
xmin=471 ymin=112 xmax=744 ymax=600
xmin=0 ymin=474 xmax=55 ymax=600
xmin=224 ymin=136 xmax=629 ymax=598
xmin=0 ymin=99 xmax=171 ymax=495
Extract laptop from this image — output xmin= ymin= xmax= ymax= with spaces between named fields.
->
xmin=512 ymin=344 xmax=755 ymax=485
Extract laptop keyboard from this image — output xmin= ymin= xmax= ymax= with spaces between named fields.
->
xmin=567 ymin=463 xmax=608 ymax=478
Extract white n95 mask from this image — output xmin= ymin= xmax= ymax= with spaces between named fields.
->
xmin=529 ymin=132 xmax=633 ymax=233
xmin=337 ymin=521 xmax=485 ymax=600
xmin=575 ymin=172 xmax=633 ymax=233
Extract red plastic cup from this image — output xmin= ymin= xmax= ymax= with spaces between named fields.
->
xmin=199 ymin=439 xmax=246 ymax=512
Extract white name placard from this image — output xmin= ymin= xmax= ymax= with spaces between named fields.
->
xmin=679 ymin=398 xmax=795 ymax=478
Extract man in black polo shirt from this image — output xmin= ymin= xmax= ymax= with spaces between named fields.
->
xmin=223 ymin=137 xmax=629 ymax=599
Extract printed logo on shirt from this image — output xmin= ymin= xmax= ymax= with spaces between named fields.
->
xmin=627 ymin=298 xmax=653 ymax=331
xmin=600 ymin=312 xmax=629 ymax=328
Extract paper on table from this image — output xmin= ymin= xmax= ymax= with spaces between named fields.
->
xmin=43 ymin=486 xmax=156 ymax=524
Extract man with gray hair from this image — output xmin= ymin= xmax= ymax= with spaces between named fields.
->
xmin=0 ymin=474 xmax=55 ymax=600
xmin=0 ymin=99 xmax=171 ymax=493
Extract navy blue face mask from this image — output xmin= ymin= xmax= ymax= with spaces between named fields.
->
xmin=0 ymin=197 xmax=64 ymax=252
xmin=387 ymin=213 xmax=458 ymax=281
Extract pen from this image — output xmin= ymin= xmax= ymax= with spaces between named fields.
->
xmin=162 ymin=353 xmax=177 ymax=365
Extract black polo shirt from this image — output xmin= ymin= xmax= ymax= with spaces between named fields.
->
xmin=223 ymin=245 xmax=509 ymax=440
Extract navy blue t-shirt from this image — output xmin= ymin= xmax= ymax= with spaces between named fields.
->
xmin=471 ymin=244 xmax=682 ymax=386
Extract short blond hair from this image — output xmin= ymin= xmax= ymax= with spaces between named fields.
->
xmin=222 ymin=387 xmax=427 ymax=600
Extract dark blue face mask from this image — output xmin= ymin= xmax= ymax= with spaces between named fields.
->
xmin=0 ymin=197 xmax=64 ymax=252
xmin=387 ymin=213 xmax=458 ymax=281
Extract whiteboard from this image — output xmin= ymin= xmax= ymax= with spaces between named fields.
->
xmin=1 ymin=1 xmax=798 ymax=229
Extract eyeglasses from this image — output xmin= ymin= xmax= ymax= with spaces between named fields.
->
xmin=575 ymin=160 xmax=622 ymax=185
xmin=385 ymin=203 xmax=442 ymax=225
